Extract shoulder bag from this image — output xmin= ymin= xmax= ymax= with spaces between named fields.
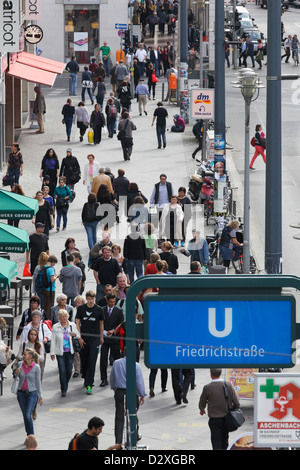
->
xmin=70 ymin=324 xmax=81 ymax=353
xmin=223 ymin=381 xmax=245 ymax=432
xmin=117 ymin=119 xmax=129 ymax=141
xmin=11 ymin=374 xmax=20 ymax=395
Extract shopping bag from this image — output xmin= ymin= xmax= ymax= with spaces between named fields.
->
xmin=23 ymin=262 xmax=31 ymax=277
xmin=88 ymin=128 xmax=94 ymax=144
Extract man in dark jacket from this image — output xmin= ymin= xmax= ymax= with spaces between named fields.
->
xmin=99 ymin=294 xmax=124 ymax=386
xmin=59 ymin=148 xmax=81 ymax=190
xmin=113 ymin=169 xmax=130 ymax=220
xmin=123 ymin=223 xmax=146 ymax=284
xmin=66 ymin=56 xmax=79 ymax=96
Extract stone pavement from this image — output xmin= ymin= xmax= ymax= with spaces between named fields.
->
xmin=0 ymin=70 xmax=255 ymax=452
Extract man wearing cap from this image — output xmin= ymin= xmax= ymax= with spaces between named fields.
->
xmin=171 ymin=114 xmax=185 ymax=133
xmin=135 ymin=79 xmax=150 ymax=116
xmin=26 ymin=223 xmax=49 ymax=275
xmin=59 ymin=149 xmax=81 ymax=190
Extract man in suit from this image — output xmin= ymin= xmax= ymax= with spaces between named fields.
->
xmin=100 ymin=294 xmax=124 ymax=387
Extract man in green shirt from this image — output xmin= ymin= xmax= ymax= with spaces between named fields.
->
xmin=99 ymin=42 xmax=111 ymax=76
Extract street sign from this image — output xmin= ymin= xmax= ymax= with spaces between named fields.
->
xmin=115 ymin=23 xmax=127 ymax=30
xmin=144 ymin=295 xmax=296 ymax=368
xmin=254 ymin=373 xmax=300 ymax=448
xmin=118 ymin=30 xmax=125 ymax=37
xmin=190 ymin=88 xmax=214 ymax=120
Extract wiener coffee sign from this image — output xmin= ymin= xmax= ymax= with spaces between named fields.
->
xmin=0 ymin=0 xmax=20 ymax=53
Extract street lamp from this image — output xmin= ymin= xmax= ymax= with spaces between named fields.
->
xmin=232 ymin=70 xmax=265 ymax=273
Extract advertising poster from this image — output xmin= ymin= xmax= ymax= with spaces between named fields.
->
xmin=74 ymin=32 xmax=88 ymax=51
xmin=190 ymin=89 xmax=214 ymax=120
xmin=225 ymin=369 xmax=257 ymax=400
xmin=254 ymin=373 xmax=300 ymax=448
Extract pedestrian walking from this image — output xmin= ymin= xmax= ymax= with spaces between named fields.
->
xmin=115 ymin=60 xmax=128 ymax=91
xmin=159 ymin=241 xmax=179 ymax=274
xmin=199 ymin=368 xmax=240 ymax=450
xmin=33 ymin=86 xmax=46 ymax=133
xmin=61 ymin=237 xmax=80 ymax=266
xmin=53 ymin=177 xmax=73 ymax=232
xmin=75 ymin=101 xmax=90 ymax=142
xmin=191 ymin=119 xmax=204 ymax=160
xmin=50 ymin=294 xmax=73 ymax=326
xmin=60 ymin=148 xmax=81 ymax=189
xmin=110 ymin=347 xmax=146 ymax=445
xmin=246 ymin=37 xmax=255 ymax=68
xmin=149 ymin=368 xmax=168 ymax=397
xmin=6 ymin=143 xmax=23 ymax=188
xmin=146 ymin=63 xmax=158 ymax=100
xmin=40 ymin=148 xmax=59 ymax=189
xmin=239 ymin=38 xmax=247 ymax=67
xmin=83 ymin=154 xmax=100 ymax=193
xmin=81 ymin=192 xmax=100 ymax=250
xmin=20 ymin=310 xmax=52 ymax=380
xmin=26 ymin=223 xmax=49 ymax=275
xmin=118 ymin=112 xmax=136 ymax=161
xmin=99 ymin=41 xmax=111 ymax=77
xmin=152 ymin=101 xmax=168 ymax=149
xmin=250 ymin=124 xmax=266 ymax=169
xmin=99 ymin=294 xmax=124 ymax=387
xmin=123 ymin=223 xmax=146 ymax=284
xmin=90 ymin=103 xmax=106 ymax=144
xmin=16 ymin=295 xmax=45 ymax=341
xmin=160 ymin=195 xmax=184 ymax=247
xmin=33 ymin=190 xmax=53 ymax=237
xmin=75 ymin=290 xmax=104 ymax=395
xmin=96 ymin=183 xmax=119 ymax=229
xmin=74 ymin=252 xmax=86 ymax=295
xmin=255 ymin=39 xmax=264 ymax=70
xmin=16 ymin=328 xmax=44 ymax=365
xmin=171 ymin=368 xmax=193 ymax=405
xmin=118 ymin=78 xmax=132 ymax=111
xmin=135 ymin=78 xmax=150 ymax=115
xmin=91 ymin=167 xmax=114 ymax=195
xmin=95 ymin=77 xmax=106 ymax=109
xmin=282 ymin=35 xmax=292 ymax=63
xmin=81 ymin=66 xmax=94 ymax=105
xmin=66 ymin=56 xmax=79 ymax=96
xmin=15 ymin=348 xmax=43 ymax=438
xmin=110 ymin=61 xmax=119 ymax=96
xmin=93 ymin=245 xmax=121 ymax=303
xmin=150 ymin=174 xmax=174 ymax=244
xmin=180 ymin=229 xmax=209 ymax=265
xmin=105 ymin=97 xmax=117 ymax=138
xmin=136 ymin=44 xmax=147 ymax=77
xmin=59 ymin=254 xmax=82 ymax=307
xmin=41 ymin=254 xmax=58 ymax=319
xmin=50 ymin=309 xmax=80 ymax=396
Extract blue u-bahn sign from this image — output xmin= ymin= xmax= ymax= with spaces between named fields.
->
xmin=144 ymin=295 xmax=296 ymax=368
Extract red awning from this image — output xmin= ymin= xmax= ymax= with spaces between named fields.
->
xmin=7 ymin=62 xmax=57 ymax=87
xmin=16 ymin=52 xmax=66 ymax=75
xmin=6 ymin=52 xmax=66 ymax=87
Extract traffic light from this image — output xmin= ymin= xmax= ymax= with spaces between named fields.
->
xmin=133 ymin=35 xmax=138 ymax=49
xmin=170 ymin=17 xmax=176 ymax=35
xmin=122 ymin=29 xmax=130 ymax=52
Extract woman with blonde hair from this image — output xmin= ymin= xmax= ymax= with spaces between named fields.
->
xmin=15 ymin=348 xmax=43 ymax=438
xmin=219 ymin=220 xmax=243 ymax=271
xmin=50 ymin=309 xmax=80 ymax=397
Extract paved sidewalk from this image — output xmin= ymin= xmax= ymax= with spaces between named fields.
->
xmin=0 ymin=73 xmax=257 ymax=451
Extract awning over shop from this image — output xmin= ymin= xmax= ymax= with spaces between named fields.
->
xmin=0 ymin=257 xmax=18 ymax=290
xmin=0 ymin=190 xmax=38 ymax=220
xmin=6 ymin=52 xmax=66 ymax=87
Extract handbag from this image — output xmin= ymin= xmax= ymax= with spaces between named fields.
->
xmin=88 ymin=128 xmax=94 ymax=144
xmin=42 ymin=324 xmax=51 ymax=354
xmin=2 ymin=173 xmax=10 ymax=187
xmin=11 ymin=374 xmax=20 ymax=395
xmin=82 ymin=80 xmax=93 ymax=89
xmin=70 ymin=324 xmax=81 ymax=353
xmin=223 ymin=381 xmax=245 ymax=432
xmin=250 ymin=136 xmax=256 ymax=147
xmin=117 ymin=119 xmax=129 ymax=141
xmin=23 ymin=262 xmax=31 ymax=277
xmin=152 ymin=71 xmax=158 ymax=83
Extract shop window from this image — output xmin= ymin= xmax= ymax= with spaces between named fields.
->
xmin=65 ymin=5 xmax=99 ymax=64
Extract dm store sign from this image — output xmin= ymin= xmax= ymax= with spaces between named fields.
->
xmin=190 ymin=89 xmax=214 ymax=120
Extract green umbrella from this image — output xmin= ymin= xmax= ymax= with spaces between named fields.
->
xmin=0 ymin=189 xmax=38 ymax=220
xmin=0 ymin=257 xmax=18 ymax=290
xmin=0 ymin=222 xmax=29 ymax=253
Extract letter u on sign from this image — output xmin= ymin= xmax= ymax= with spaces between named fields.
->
xmin=208 ymin=308 xmax=232 ymax=338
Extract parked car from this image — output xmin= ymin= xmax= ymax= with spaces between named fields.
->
xmin=261 ymin=0 xmax=289 ymax=8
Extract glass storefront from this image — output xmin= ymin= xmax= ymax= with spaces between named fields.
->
xmin=64 ymin=4 xmax=99 ymax=64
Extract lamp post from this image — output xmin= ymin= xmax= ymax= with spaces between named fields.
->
xmin=232 ymin=69 xmax=264 ymax=273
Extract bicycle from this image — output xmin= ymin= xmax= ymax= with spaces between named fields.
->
xmin=293 ymin=48 xmax=299 ymax=66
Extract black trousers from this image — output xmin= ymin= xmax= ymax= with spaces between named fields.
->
xmin=80 ymin=338 xmax=99 ymax=387
xmin=149 ymin=368 xmax=168 ymax=390
xmin=208 ymin=416 xmax=229 ymax=450
xmin=100 ymin=340 xmax=121 ymax=381
xmin=114 ymin=388 xmax=140 ymax=444
xmin=171 ymin=369 xmax=193 ymax=403
xmin=121 ymin=137 xmax=133 ymax=160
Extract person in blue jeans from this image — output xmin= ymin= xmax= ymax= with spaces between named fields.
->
xmin=53 ymin=178 xmax=72 ymax=231
xmin=66 ymin=56 xmax=79 ymax=96
xmin=62 ymin=98 xmax=75 ymax=142
xmin=123 ymin=223 xmax=146 ymax=284
xmin=15 ymin=349 xmax=43 ymax=436
xmin=7 ymin=143 xmax=23 ymax=188
xmin=81 ymin=192 xmax=100 ymax=250
xmin=152 ymin=101 xmax=168 ymax=149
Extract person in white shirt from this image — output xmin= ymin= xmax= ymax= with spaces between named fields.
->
xmin=136 ymin=44 xmax=147 ymax=77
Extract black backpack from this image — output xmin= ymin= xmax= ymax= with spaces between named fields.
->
xmin=36 ymin=265 xmax=52 ymax=290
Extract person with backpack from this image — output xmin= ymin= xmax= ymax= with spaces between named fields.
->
xmin=41 ymin=255 xmax=59 ymax=320
xmin=105 ymin=97 xmax=117 ymax=138
xmin=81 ymin=192 xmax=100 ymax=250
xmin=68 ymin=416 xmax=120 ymax=450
